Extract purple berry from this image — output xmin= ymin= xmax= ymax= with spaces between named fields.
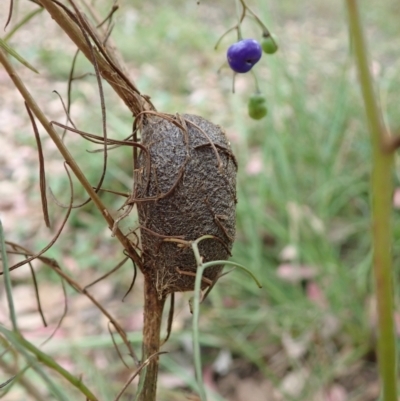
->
xmin=227 ymin=39 xmax=262 ymax=73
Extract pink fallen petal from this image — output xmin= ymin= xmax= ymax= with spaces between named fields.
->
xmin=202 ymin=365 xmax=219 ymax=392
xmin=158 ymin=373 xmax=186 ymax=389
xmin=325 ymin=384 xmax=347 ymax=401
xmin=306 ymin=281 xmax=327 ymax=308
xmin=25 ymin=325 xmax=66 ymax=339
xmin=246 ymin=154 xmax=263 ymax=175
xmin=277 ymin=264 xmax=317 ymax=283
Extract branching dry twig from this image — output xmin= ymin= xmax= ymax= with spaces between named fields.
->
xmin=0 ymin=47 xmax=142 ymax=270
xmin=39 ymin=0 xmax=151 ymax=116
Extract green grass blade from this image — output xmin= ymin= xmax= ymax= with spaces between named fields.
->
xmin=191 ymin=237 xmax=261 ymax=401
xmin=3 ymin=8 xmax=44 ymax=42
xmin=191 ymin=241 xmax=208 ymax=401
xmin=0 ymin=38 xmax=39 ymax=73
xmin=0 ymin=326 xmax=98 ymax=401
xmin=0 ymin=219 xmax=18 ymax=331
xmin=201 ymin=260 xmax=262 ymax=289
xmin=134 ymin=365 xmax=147 ymax=400
xmin=0 ymin=328 xmax=69 ymax=401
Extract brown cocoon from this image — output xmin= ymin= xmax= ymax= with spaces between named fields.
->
xmin=135 ymin=114 xmax=237 ymax=297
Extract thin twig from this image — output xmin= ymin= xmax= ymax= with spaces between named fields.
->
xmin=4 ymin=7 xmax=43 ymax=41
xmin=27 ymin=259 xmax=47 ymax=327
xmin=84 ymin=257 xmax=129 ymax=289
xmin=4 ymin=163 xmax=74 ymax=272
xmin=25 ymin=102 xmax=50 ymax=228
xmin=108 ymin=322 xmax=130 ymax=369
xmin=49 ymin=263 xmax=139 ymax=365
xmin=39 ymin=0 xmax=148 ymax=116
xmin=0 ymin=47 xmax=142 ymax=271
xmin=121 ymin=258 xmax=137 ymax=301
xmin=40 ymin=274 xmax=68 ymax=346
xmin=113 ymin=352 xmax=166 ymax=401
xmin=4 ymin=0 xmax=14 ymax=30
xmin=161 ymin=293 xmax=175 ymax=346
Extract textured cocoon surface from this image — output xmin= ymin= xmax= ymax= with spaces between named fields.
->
xmin=135 ymin=114 xmax=237 ymax=297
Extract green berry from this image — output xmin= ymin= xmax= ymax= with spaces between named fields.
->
xmin=248 ymin=93 xmax=268 ymax=120
xmin=261 ymin=35 xmax=278 ymax=54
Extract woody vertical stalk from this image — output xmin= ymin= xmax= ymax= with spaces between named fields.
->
xmin=138 ymin=278 xmax=165 ymax=401
xmin=346 ymin=1 xmax=397 ymax=400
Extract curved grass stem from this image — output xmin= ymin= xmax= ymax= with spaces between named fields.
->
xmin=191 ymin=238 xmax=261 ymax=401
xmin=346 ymin=1 xmax=397 ymax=400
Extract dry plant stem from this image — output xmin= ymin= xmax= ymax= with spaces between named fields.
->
xmin=138 ymin=276 xmax=166 ymax=401
xmin=114 ymin=352 xmax=165 ymax=401
xmin=38 ymin=0 xmax=147 ymax=115
xmin=79 ymin=0 xmax=123 ymax=68
xmin=0 ymin=48 xmax=141 ymax=270
xmin=346 ymin=1 xmax=397 ymax=400
xmin=48 ymin=263 xmax=138 ymax=363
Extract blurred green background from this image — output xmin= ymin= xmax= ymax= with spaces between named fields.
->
xmin=1 ymin=0 xmax=400 ymax=400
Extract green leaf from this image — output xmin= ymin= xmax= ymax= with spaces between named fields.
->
xmin=0 ymin=38 xmax=39 ymax=74
xmin=0 ymin=219 xmax=17 ymax=331
xmin=4 ymin=8 xmax=44 ymax=42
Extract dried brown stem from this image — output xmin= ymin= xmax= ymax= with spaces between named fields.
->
xmin=3 ymin=162 xmax=74 ymax=273
xmin=38 ymin=0 xmax=150 ymax=116
xmin=161 ymin=293 xmax=174 ymax=346
xmin=50 ymin=261 xmax=140 ymax=364
xmin=27 ymin=259 xmax=47 ymax=327
xmin=25 ymin=102 xmax=50 ymax=228
xmin=115 ymin=351 xmax=165 ymax=401
xmin=84 ymin=256 xmax=129 ymax=289
xmin=139 ymin=276 xmax=166 ymax=401
xmin=0 ymin=47 xmax=142 ymax=270
xmin=3 ymin=4 xmax=174 ymax=399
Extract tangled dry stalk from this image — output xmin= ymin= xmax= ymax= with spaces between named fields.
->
xmin=0 ymin=1 xmax=239 ymax=400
